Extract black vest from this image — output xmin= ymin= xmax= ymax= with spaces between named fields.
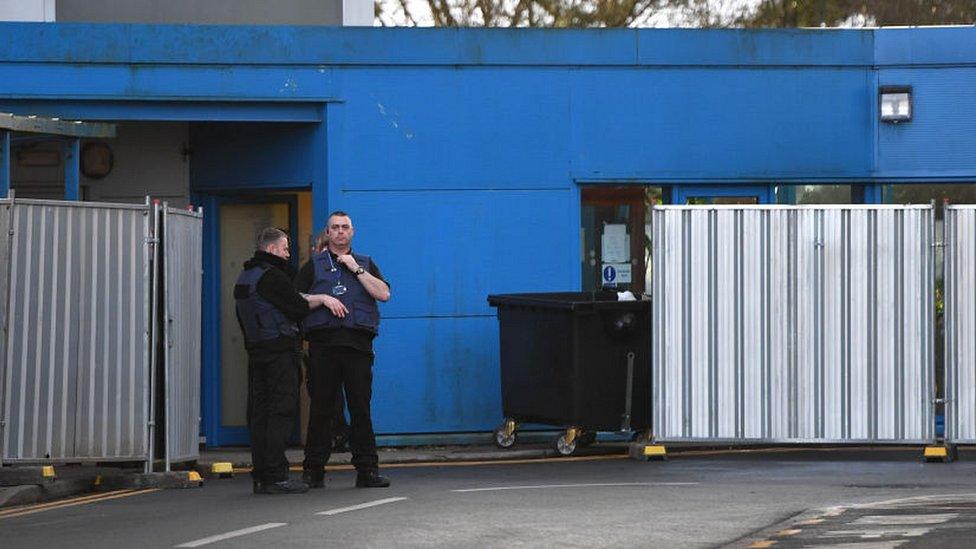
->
xmin=235 ymin=264 xmax=300 ymax=346
xmin=302 ymin=251 xmax=380 ymax=335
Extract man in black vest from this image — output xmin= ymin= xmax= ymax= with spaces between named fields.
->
xmin=296 ymin=211 xmax=392 ymax=488
xmin=235 ymin=227 xmax=332 ymax=494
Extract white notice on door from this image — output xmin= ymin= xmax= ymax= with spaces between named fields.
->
xmin=601 ymin=224 xmax=629 ymax=262
xmin=601 ymin=262 xmax=632 ymax=285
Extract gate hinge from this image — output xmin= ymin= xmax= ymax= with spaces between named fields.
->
xmin=145 ymin=237 xmax=159 ymax=245
xmin=932 ymin=241 xmax=946 ymax=248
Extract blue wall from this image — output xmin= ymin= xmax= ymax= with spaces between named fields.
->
xmin=2 ymin=23 xmax=975 ymax=440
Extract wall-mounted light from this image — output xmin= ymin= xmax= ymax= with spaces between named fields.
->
xmin=880 ymin=86 xmax=912 ymax=123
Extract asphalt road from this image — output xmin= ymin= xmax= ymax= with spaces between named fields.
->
xmin=4 ymin=448 xmax=976 ymax=548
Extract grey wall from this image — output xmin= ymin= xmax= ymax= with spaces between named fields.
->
xmin=55 ymin=0 xmax=347 ymax=25
xmin=12 ymin=122 xmax=190 ymax=207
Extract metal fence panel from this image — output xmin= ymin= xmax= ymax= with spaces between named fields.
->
xmin=945 ymin=206 xmax=976 ymax=443
xmin=163 ymin=205 xmax=203 ymax=466
xmin=0 ymin=199 xmax=9 ymax=465
xmin=652 ymin=205 xmax=935 ymax=444
xmin=1 ymin=200 xmax=152 ymax=462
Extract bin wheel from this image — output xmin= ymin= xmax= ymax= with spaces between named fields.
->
xmin=555 ymin=432 xmax=579 ymax=456
xmin=578 ymin=431 xmax=597 ymax=448
xmin=494 ymin=419 xmax=518 ymax=449
xmin=494 ymin=428 xmax=517 ymax=449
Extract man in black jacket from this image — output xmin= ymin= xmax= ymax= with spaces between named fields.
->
xmin=235 ymin=227 xmax=332 ymax=494
xmin=296 ymin=211 xmax=391 ymax=489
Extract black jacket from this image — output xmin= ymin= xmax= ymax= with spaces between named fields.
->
xmin=237 ymin=251 xmax=310 ymax=353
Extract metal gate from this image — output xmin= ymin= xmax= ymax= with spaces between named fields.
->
xmin=944 ymin=205 xmax=976 ymax=444
xmin=0 ymin=197 xmax=203 ymax=469
xmin=160 ymin=204 xmax=203 ymax=468
xmin=0 ymin=199 xmax=154 ymax=464
xmin=652 ymin=205 xmax=936 ymax=444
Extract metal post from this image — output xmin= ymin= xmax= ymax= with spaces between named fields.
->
xmin=162 ymin=204 xmax=171 ymax=472
xmin=0 ymin=131 xmax=9 ymax=198
xmin=63 ymin=138 xmax=80 ymax=201
xmin=146 ymin=199 xmax=161 ymax=474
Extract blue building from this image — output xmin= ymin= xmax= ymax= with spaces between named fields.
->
xmin=1 ymin=24 xmax=974 ymax=446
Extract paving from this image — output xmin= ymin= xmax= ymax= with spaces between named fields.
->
xmin=3 ymin=447 xmax=976 ymax=548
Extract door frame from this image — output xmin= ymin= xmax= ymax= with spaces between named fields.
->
xmin=196 ymin=191 xmax=301 ymax=447
xmin=671 ymin=184 xmax=775 ymax=205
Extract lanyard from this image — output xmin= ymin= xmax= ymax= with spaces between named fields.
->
xmin=324 ymin=251 xmax=347 ymax=296
xmin=325 ymin=251 xmax=342 ymax=286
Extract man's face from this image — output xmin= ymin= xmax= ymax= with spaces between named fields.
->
xmin=266 ymin=236 xmax=290 ymax=260
xmin=326 ymin=215 xmax=354 ymax=248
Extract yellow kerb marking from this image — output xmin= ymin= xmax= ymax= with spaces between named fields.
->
xmin=41 ymin=466 xmax=55 ymax=478
xmin=748 ymin=540 xmax=777 ymax=548
xmin=924 ymin=446 xmax=948 ymax=458
xmin=210 ymin=462 xmax=234 ymax=474
xmin=644 ymin=445 xmax=667 ymax=457
xmin=187 ymin=471 xmax=203 ymax=482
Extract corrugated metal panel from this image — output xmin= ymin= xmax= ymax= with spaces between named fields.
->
xmin=1 ymin=199 xmax=152 ymax=462
xmin=0 ymin=199 xmax=10 ymax=465
xmin=945 ymin=206 xmax=976 ymax=443
xmin=163 ymin=205 xmax=202 ymax=466
xmin=652 ymin=205 xmax=935 ymax=444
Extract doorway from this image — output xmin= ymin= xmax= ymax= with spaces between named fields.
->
xmin=580 ymin=186 xmax=662 ymax=295
xmin=205 ymin=191 xmax=312 ymax=446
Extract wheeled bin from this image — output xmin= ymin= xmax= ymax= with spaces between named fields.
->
xmin=486 ymin=292 xmax=651 ymax=456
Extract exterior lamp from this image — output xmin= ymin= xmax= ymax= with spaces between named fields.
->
xmin=880 ymin=86 xmax=912 ymax=123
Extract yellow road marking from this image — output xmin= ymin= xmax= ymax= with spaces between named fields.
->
xmin=774 ymin=529 xmax=801 ymax=537
xmin=0 ymin=489 xmax=136 ymax=517
xmin=748 ymin=540 xmax=776 ymax=548
xmin=0 ymin=489 xmax=159 ymax=520
xmin=796 ymin=518 xmax=824 ymax=525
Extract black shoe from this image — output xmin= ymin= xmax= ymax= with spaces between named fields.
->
xmin=302 ymin=471 xmax=325 ymax=489
xmin=355 ymin=472 xmax=390 ymax=488
xmin=256 ymin=479 xmax=310 ymax=494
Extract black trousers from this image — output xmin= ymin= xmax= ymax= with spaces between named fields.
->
xmin=247 ymin=348 xmax=300 ymax=484
xmin=304 ymin=342 xmax=378 ymax=474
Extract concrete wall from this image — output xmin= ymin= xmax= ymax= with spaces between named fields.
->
xmin=55 ymin=0 xmax=372 ymax=26
xmin=11 ymin=122 xmax=190 ymax=206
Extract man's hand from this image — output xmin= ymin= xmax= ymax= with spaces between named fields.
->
xmin=317 ymin=294 xmax=348 ymax=318
xmin=336 ymin=254 xmax=361 ymax=272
